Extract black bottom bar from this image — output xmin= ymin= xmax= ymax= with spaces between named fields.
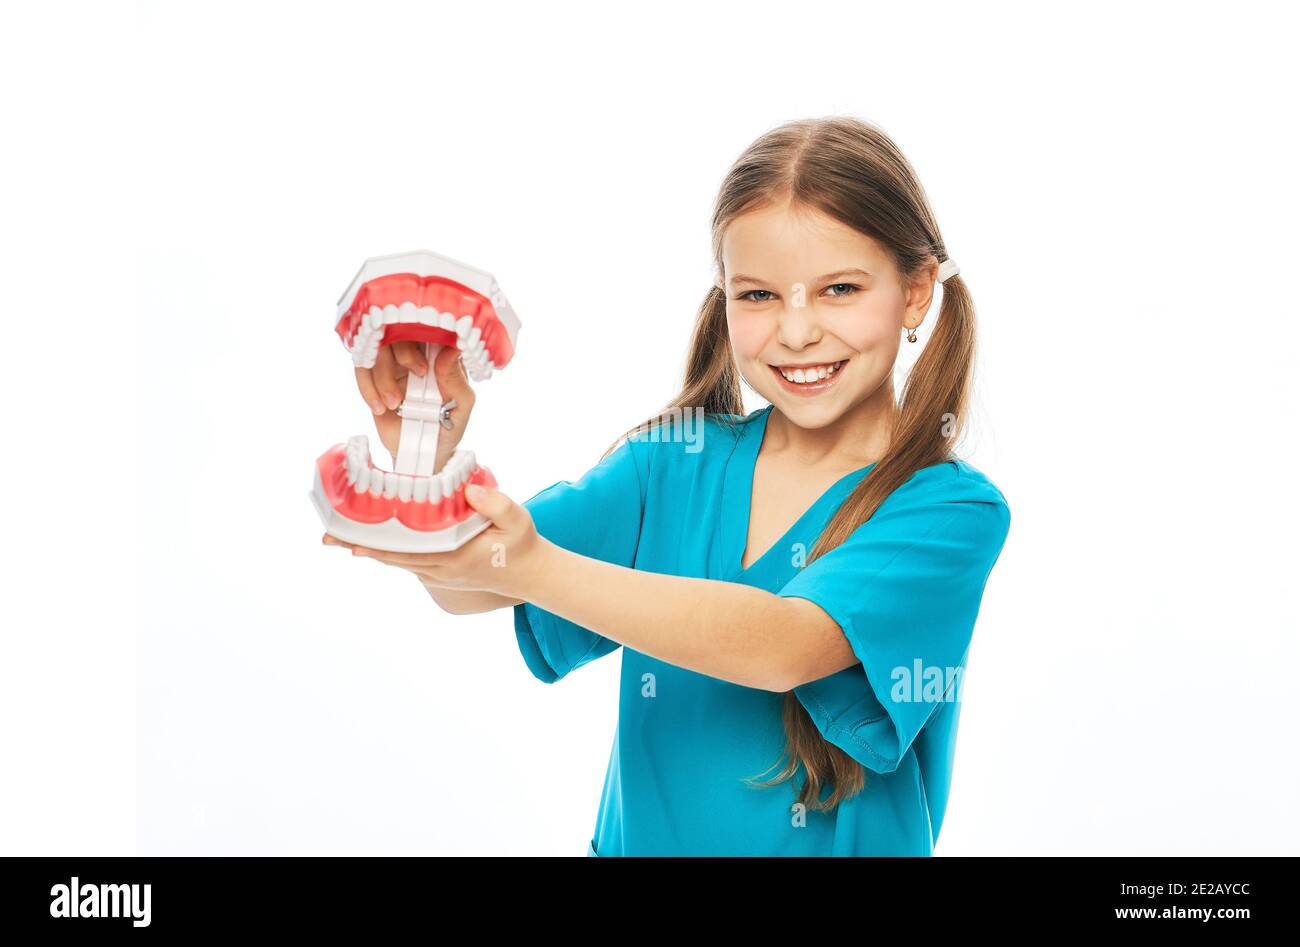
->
xmin=1 ymin=855 xmax=1288 ymax=934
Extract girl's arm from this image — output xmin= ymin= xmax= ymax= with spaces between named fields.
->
xmin=322 ymin=535 xmax=522 ymax=614
xmin=418 ymin=580 xmax=522 ymax=615
xmin=332 ymin=485 xmax=854 ymax=691
xmin=507 ymin=538 xmax=854 ymax=692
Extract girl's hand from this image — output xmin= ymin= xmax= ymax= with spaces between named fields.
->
xmin=321 ymin=483 xmax=548 ymax=599
xmin=354 ymin=343 xmax=476 ymax=471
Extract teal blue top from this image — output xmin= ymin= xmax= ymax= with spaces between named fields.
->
xmin=513 ymin=405 xmax=1011 ymax=856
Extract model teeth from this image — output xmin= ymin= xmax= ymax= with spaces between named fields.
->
xmin=778 ymin=361 xmax=842 ymax=383
xmin=347 ymin=304 xmax=497 ymax=380
xmin=344 ymin=439 xmax=478 ymax=505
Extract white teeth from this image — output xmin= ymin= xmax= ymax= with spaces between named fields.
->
xmin=779 ymin=361 xmax=841 ymax=383
xmin=338 ymin=446 xmax=481 ymax=505
xmin=346 ymin=302 xmax=506 ymax=378
xmin=350 ymin=310 xmax=389 ymax=368
xmin=345 ymin=437 xmax=371 ymax=490
xmin=429 ymin=451 xmax=475 ymax=494
xmin=449 ymin=322 xmax=492 ymax=371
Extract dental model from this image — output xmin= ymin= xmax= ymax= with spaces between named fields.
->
xmin=310 ymin=250 xmax=520 ymax=552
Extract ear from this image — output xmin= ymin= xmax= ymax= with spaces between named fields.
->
xmin=905 ymin=256 xmax=940 ymax=324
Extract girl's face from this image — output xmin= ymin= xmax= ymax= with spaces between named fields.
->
xmin=720 ymin=199 xmax=934 ymax=431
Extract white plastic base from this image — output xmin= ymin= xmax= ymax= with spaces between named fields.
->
xmin=310 ymin=466 xmax=491 ymax=553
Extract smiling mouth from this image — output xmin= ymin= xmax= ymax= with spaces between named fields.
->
xmin=768 ymin=359 xmax=848 ymax=385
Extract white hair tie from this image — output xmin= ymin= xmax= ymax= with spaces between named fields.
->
xmin=937 ymin=258 xmax=960 ymax=283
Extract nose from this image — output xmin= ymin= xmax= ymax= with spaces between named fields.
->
xmin=776 ymin=301 xmax=822 ymax=351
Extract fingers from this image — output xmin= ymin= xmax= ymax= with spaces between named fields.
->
xmin=431 ymin=347 xmax=474 ymax=464
xmin=431 ymin=344 xmax=475 ymax=407
xmin=369 ymin=346 xmax=406 ymax=412
xmin=353 ymin=367 xmax=386 ymax=416
xmin=390 ymin=340 xmax=428 ymax=378
xmin=356 ymin=343 xmax=424 ymax=418
xmin=463 ymin=483 xmax=526 ymax=531
xmin=323 ymin=534 xmax=448 ymax=570
xmin=356 ymin=344 xmax=461 ymax=431
xmin=356 ymin=548 xmax=450 ymax=568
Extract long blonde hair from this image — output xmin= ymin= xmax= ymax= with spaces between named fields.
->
xmin=607 ymin=117 xmax=978 ymax=812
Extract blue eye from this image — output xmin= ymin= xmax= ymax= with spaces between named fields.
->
xmin=739 ymin=290 xmax=776 ymax=302
xmin=825 ymin=283 xmax=860 ymax=297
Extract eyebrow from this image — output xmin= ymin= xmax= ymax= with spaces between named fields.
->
xmin=727 ymin=267 xmax=874 ymax=288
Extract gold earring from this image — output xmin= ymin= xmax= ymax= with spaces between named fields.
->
xmin=906 ymin=325 xmax=918 ymax=343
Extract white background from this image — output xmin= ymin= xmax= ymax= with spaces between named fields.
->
xmin=3 ymin=1 xmax=1297 ymax=855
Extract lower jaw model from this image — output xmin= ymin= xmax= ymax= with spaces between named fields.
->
xmin=310 ymin=249 xmax=521 ymax=552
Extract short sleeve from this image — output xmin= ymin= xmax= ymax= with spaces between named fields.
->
xmin=778 ymin=487 xmax=1011 ymax=773
xmin=513 ymin=437 xmax=650 ymax=683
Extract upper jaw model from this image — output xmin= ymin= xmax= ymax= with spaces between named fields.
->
xmin=310 ymin=249 xmax=521 ymax=552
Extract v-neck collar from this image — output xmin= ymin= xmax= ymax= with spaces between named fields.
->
xmin=719 ymin=404 xmax=876 ymax=581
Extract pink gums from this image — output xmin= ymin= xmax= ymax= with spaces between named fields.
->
xmin=316 ymin=445 xmax=497 ymax=532
xmin=334 ymin=273 xmax=516 ymax=368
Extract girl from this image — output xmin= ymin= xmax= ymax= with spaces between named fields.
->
xmin=326 ymin=117 xmax=1011 ymax=857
